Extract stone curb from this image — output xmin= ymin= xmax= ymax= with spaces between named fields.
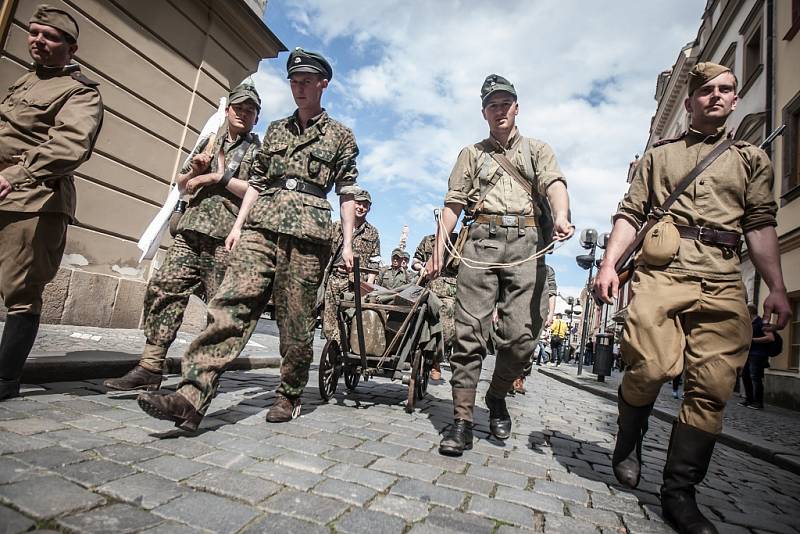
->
xmin=538 ymin=367 xmax=800 ymax=477
xmin=21 ymin=351 xmax=280 ymax=383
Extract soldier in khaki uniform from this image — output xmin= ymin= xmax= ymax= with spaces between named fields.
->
xmin=321 ymin=187 xmax=380 ymax=343
xmin=0 ymin=5 xmax=103 ymax=400
xmin=104 ymin=83 xmax=262 ymax=392
xmin=427 ymin=75 xmax=573 ymax=455
xmin=137 ymin=48 xmax=358 ymax=428
xmin=594 ymin=63 xmax=791 ymax=534
xmin=376 ymin=248 xmax=410 ymax=289
xmin=413 ymin=230 xmax=458 ymax=381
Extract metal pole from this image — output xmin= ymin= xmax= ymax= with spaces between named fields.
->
xmin=577 ymin=247 xmax=596 ymax=376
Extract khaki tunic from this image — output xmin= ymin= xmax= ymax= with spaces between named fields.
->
xmin=0 ymin=65 xmax=103 ymax=315
xmin=617 ymin=128 xmax=777 ymax=434
xmin=377 ymin=267 xmax=410 ymax=289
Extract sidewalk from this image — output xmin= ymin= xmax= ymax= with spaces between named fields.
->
xmin=537 ymin=362 xmax=800 ymax=476
xmin=0 ymin=320 xmax=284 ymax=383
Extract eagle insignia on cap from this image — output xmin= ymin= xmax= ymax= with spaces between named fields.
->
xmin=294 ymin=57 xmax=301 ymax=64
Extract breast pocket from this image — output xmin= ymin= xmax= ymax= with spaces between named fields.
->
xmin=259 ymin=143 xmax=288 ymax=179
xmin=307 ymin=147 xmax=335 ymax=185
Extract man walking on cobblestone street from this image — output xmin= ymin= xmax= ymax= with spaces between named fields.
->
xmin=104 ymin=83 xmax=261 ymax=393
xmin=0 ymin=5 xmax=103 ymax=401
xmin=137 ymin=47 xmax=359 ymax=429
xmin=427 ymin=74 xmax=573 ymax=456
xmin=594 ymin=62 xmax=791 ymax=534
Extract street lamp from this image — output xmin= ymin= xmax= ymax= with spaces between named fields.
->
xmin=575 ymin=229 xmax=598 ymax=376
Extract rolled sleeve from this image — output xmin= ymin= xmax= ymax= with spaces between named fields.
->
xmin=443 ymin=147 xmax=473 ymax=206
xmin=532 ymin=141 xmax=567 ymax=196
xmin=333 ymin=132 xmax=359 ymax=195
xmin=614 ymin=153 xmax=651 ymax=230
xmin=241 ymin=141 xmax=265 ymax=192
xmin=741 ymin=147 xmax=778 ymax=232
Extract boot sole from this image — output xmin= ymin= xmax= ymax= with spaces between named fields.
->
xmin=105 ymin=383 xmax=161 ymax=392
xmin=137 ymin=396 xmax=199 ymax=432
xmin=438 ymin=442 xmax=473 ymax=456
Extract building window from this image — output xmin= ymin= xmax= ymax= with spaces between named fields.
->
xmin=790 ymin=297 xmax=800 ymax=370
xmin=720 ymin=42 xmax=736 ymax=72
xmin=743 ymin=26 xmax=762 ymax=84
xmin=785 ymin=0 xmax=800 ymax=41
xmin=782 ymin=91 xmax=800 ymax=203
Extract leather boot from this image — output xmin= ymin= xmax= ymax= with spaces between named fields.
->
xmin=661 ymin=422 xmax=719 ymax=534
xmin=485 ymin=391 xmax=512 ymax=440
xmin=0 ymin=314 xmax=40 ymax=401
xmin=439 ymin=419 xmax=473 ymax=456
xmin=104 ymin=365 xmax=162 ymax=391
xmin=266 ymin=394 xmax=301 ymax=423
xmin=612 ymin=388 xmax=653 ymax=488
xmin=137 ymin=390 xmax=203 ymax=432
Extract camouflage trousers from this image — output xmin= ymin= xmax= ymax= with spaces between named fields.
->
xmin=429 ymin=276 xmax=456 ymax=356
xmin=322 ymin=273 xmax=349 ymax=343
xmin=140 ymin=231 xmax=228 ymax=371
xmin=176 ymin=228 xmax=329 ymax=414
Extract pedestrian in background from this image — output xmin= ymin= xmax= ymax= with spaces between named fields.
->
xmin=739 ymin=304 xmax=774 ymax=410
xmin=550 ymin=313 xmax=568 ymax=366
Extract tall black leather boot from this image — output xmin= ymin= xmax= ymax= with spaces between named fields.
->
xmin=0 ymin=314 xmax=41 ymax=400
xmin=612 ymin=388 xmax=654 ymax=488
xmin=661 ymin=422 xmax=719 ymax=534
xmin=439 ymin=388 xmax=476 ymax=456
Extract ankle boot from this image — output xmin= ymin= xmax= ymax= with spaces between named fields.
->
xmin=0 ymin=314 xmax=41 ymax=401
xmin=137 ymin=390 xmax=203 ymax=432
xmin=439 ymin=419 xmax=473 ymax=456
xmin=612 ymin=388 xmax=653 ymax=488
xmin=661 ymin=422 xmax=719 ymax=534
xmin=485 ymin=391 xmax=512 ymax=440
xmin=104 ymin=365 xmax=163 ymax=391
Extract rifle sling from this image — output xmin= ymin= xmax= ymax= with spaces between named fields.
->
xmin=613 ymin=139 xmax=734 ymax=274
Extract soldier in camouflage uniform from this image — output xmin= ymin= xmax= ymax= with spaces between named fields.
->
xmin=321 ymin=187 xmax=381 ymax=343
xmin=412 ymin=231 xmax=458 ymax=381
xmin=377 ymin=248 xmax=410 ymax=289
xmin=104 ymin=83 xmax=261 ymax=392
xmin=137 ymin=48 xmax=359 ymax=428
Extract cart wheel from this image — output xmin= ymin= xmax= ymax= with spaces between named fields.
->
xmin=415 ymin=354 xmax=431 ymax=400
xmin=344 ymin=367 xmax=360 ymax=390
xmin=318 ymin=340 xmax=340 ymax=401
xmin=406 ymin=349 xmax=423 ymax=413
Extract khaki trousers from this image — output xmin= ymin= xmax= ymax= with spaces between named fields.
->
xmin=0 ymin=212 xmax=68 ymax=315
xmin=621 ymin=267 xmax=751 ymax=434
xmin=450 ymin=223 xmax=545 ymax=411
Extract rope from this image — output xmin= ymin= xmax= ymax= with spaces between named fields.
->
xmin=436 ymin=215 xmax=571 ymax=270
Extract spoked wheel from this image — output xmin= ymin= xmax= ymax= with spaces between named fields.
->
xmin=344 ymin=367 xmax=360 ymax=390
xmin=318 ymin=340 xmax=341 ymax=401
xmin=415 ymin=352 xmax=432 ymax=400
xmin=406 ymin=349 xmax=424 ymax=413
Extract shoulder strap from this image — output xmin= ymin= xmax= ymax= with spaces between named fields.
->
xmin=221 ymin=138 xmax=253 ymax=183
xmin=489 ymin=150 xmax=533 ymax=198
xmin=614 ymin=139 xmax=735 ymax=273
xmin=469 ymin=142 xmax=504 ymax=216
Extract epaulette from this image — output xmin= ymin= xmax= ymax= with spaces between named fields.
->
xmin=70 ymin=70 xmax=99 ymax=87
xmin=651 ymin=131 xmax=687 ymax=148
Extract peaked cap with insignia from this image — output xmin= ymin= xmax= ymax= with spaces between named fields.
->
xmin=286 ymin=47 xmax=333 ymax=81
xmin=481 ymin=74 xmax=516 ymax=107
xmin=228 ymin=82 xmax=261 ymax=111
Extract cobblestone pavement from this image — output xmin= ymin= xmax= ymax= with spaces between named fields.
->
xmin=1 ymin=357 xmax=799 ymax=533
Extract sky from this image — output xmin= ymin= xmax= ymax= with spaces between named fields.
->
xmin=251 ymin=0 xmax=705 ymax=310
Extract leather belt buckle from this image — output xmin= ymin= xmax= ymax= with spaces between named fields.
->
xmin=697 ymin=226 xmax=712 ymax=244
xmin=501 ymin=215 xmax=516 ymax=227
xmin=285 ymin=178 xmax=298 ymax=191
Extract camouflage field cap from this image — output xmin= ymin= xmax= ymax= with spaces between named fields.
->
xmin=287 ymin=47 xmax=333 ymax=81
xmin=30 ymin=4 xmax=79 ymax=41
xmin=481 ymin=74 xmax=516 ymax=107
xmin=391 ymin=248 xmax=404 ymax=259
xmin=228 ymin=82 xmax=261 ymax=111
xmin=402 ymin=251 xmax=410 ymax=261
xmin=688 ymin=62 xmax=733 ymax=96
xmin=353 ymin=188 xmax=372 ymax=204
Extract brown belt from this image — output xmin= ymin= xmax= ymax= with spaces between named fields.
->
xmin=675 ymin=224 xmax=741 ymax=248
xmin=474 ymin=214 xmax=537 ymax=228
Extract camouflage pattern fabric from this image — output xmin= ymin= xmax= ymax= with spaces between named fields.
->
xmin=176 ymin=130 xmax=261 ymax=240
xmin=175 ymin=229 xmax=330 ymax=413
xmin=376 ymin=267 xmax=409 ymax=289
xmin=322 ymin=274 xmax=349 ymax=342
xmin=140 ymin=231 xmax=229 ymax=370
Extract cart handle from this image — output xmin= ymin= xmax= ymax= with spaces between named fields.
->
xmin=352 ymin=256 xmax=369 ymax=374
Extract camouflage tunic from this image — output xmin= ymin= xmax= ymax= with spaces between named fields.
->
xmin=414 ymin=234 xmax=457 ymax=353
xmin=139 ymin=130 xmax=262 ymax=371
xmin=177 ymin=110 xmax=359 ymax=410
xmin=322 ymin=220 xmax=381 ymax=342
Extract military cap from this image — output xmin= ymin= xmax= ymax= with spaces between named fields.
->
xmin=481 ymin=74 xmax=516 ymax=107
xmin=228 ymin=82 xmax=261 ymax=111
xmin=688 ymin=62 xmax=733 ymax=96
xmin=287 ymin=47 xmax=333 ymax=81
xmin=402 ymin=251 xmax=411 ymax=260
xmin=353 ymin=188 xmax=372 ymax=204
xmin=391 ymin=248 xmax=404 ymax=259
xmin=30 ymin=4 xmax=79 ymax=41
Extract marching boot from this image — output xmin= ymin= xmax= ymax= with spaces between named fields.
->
xmin=439 ymin=387 xmax=476 ymax=456
xmin=485 ymin=390 xmax=512 ymax=440
xmin=137 ymin=390 xmax=203 ymax=432
xmin=104 ymin=365 xmax=162 ymax=391
xmin=612 ymin=388 xmax=654 ymax=488
xmin=661 ymin=422 xmax=719 ymax=534
xmin=0 ymin=314 xmax=41 ymax=401
xmin=266 ymin=394 xmax=302 ymax=423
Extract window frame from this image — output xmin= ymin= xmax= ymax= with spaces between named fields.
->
xmin=781 ymin=90 xmax=800 ymax=205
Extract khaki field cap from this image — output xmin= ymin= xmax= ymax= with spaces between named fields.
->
xmin=688 ymin=62 xmax=732 ymax=96
xmin=30 ymin=4 xmax=79 ymax=41
xmin=228 ymin=82 xmax=261 ymax=111
xmin=641 ymin=215 xmax=681 ymax=267
xmin=481 ymin=74 xmax=516 ymax=107
xmin=353 ymin=188 xmax=372 ymax=204
xmin=287 ymin=47 xmax=333 ymax=81
xmin=391 ymin=248 xmax=404 ymax=259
